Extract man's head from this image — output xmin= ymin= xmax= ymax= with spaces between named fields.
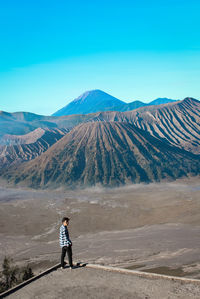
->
xmin=62 ymin=217 xmax=70 ymax=226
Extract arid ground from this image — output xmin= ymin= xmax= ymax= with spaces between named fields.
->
xmin=0 ymin=176 xmax=200 ymax=279
xmin=7 ymin=266 xmax=200 ymax=299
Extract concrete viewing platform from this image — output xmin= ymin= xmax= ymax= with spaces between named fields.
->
xmin=2 ymin=263 xmax=200 ymax=299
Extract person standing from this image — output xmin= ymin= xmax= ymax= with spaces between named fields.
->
xmin=60 ymin=217 xmax=73 ymax=269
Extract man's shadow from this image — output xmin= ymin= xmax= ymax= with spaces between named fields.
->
xmin=64 ymin=262 xmax=87 ymax=269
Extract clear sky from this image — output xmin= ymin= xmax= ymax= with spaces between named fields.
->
xmin=0 ymin=0 xmax=199 ymax=115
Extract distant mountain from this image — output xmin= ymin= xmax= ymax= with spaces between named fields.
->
xmin=0 ymin=111 xmax=45 ymax=122
xmin=115 ymin=101 xmax=147 ymax=112
xmin=149 ymin=98 xmax=177 ymax=106
xmin=0 ymin=128 xmax=67 ymax=170
xmin=3 ymin=121 xmax=200 ymax=188
xmin=0 ymin=111 xmax=56 ymax=137
xmin=52 ymin=90 xmax=177 ymax=116
xmin=52 ymin=90 xmax=126 ymax=116
xmin=0 ymin=110 xmax=85 ymax=137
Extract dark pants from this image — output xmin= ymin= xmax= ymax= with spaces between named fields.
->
xmin=61 ymin=245 xmax=73 ymax=267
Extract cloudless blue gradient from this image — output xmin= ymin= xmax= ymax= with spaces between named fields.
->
xmin=0 ymin=0 xmax=199 ymax=114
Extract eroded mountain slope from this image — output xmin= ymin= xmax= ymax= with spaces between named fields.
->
xmin=4 ymin=121 xmax=199 ymax=188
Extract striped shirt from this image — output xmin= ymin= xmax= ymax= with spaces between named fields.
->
xmin=59 ymin=224 xmax=72 ymax=247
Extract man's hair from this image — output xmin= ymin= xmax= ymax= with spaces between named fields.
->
xmin=62 ymin=217 xmax=70 ymax=223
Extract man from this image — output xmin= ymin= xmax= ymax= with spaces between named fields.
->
xmin=60 ymin=217 xmax=73 ymax=269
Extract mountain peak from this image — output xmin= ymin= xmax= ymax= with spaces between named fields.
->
xmin=149 ymin=98 xmax=177 ymax=106
xmin=53 ymin=90 xmax=125 ymax=116
xmin=73 ymin=89 xmax=110 ymax=103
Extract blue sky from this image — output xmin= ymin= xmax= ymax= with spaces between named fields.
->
xmin=0 ymin=0 xmax=199 ymax=115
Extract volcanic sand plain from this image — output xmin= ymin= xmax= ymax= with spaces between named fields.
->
xmin=0 ymin=176 xmax=200 ymax=279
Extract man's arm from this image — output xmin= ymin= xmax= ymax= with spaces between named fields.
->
xmin=59 ymin=226 xmax=65 ymax=247
xmin=66 ymin=227 xmax=72 ymax=246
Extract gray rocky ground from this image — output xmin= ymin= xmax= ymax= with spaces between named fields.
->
xmin=6 ymin=266 xmax=200 ymax=299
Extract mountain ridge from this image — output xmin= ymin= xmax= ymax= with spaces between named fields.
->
xmin=0 ymin=97 xmax=199 ymax=154
xmin=0 ymin=128 xmax=67 ymax=170
xmin=3 ymin=121 xmax=200 ymax=188
xmin=52 ymin=89 xmax=178 ymax=116
xmin=1 ymin=97 xmax=200 ymax=188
